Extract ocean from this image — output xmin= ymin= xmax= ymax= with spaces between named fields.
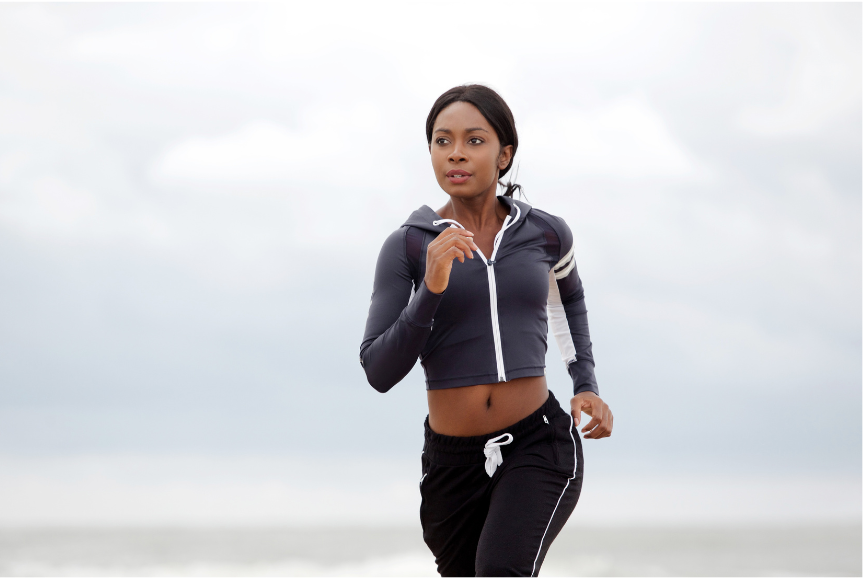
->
xmin=0 ymin=524 xmax=859 ymax=576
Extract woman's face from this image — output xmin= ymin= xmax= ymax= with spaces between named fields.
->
xmin=429 ymin=101 xmax=513 ymax=200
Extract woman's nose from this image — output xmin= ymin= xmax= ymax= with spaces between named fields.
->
xmin=448 ymin=145 xmax=467 ymax=163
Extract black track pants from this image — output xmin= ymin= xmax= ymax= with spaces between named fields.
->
xmin=419 ymin=391 xmax=584 ymax=577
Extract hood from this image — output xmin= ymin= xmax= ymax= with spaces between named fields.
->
xmin=401 ymin=195 xmax=532 ymax=233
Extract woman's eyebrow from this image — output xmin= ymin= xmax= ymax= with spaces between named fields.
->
xmin=434 ymin=127 xmax=490 ymax=134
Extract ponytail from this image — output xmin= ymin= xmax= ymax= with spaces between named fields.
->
xmin=499 ymin=163 xmax=527 ymax=201
xmin=500 ymin=181 xmax=522 ymax=198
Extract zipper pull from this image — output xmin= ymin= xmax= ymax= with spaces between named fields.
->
xmin=543 ymin=415 xmax=549 ymax=424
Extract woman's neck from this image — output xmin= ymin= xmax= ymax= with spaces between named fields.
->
xmin=438 ymin=187 xmax=508 ymax=234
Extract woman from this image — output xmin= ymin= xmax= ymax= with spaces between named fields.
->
xmin=359 ymin=84 xmax=613 ymax=577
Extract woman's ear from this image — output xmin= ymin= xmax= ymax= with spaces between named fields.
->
xmin=498 ymin=144 xmax=514 ymax=169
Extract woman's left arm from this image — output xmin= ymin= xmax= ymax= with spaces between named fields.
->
xmin=546 ymin=218 xmax=613 ymax=439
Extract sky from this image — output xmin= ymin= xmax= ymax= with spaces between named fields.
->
xmin=0 ymin=2 xmax=860 ymax=525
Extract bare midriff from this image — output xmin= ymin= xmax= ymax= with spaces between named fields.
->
xmin=427 ymin=375 xmax=550 ymax=437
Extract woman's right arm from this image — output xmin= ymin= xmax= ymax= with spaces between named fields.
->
xmin=360 ymin=226 xmax=477 ymax=393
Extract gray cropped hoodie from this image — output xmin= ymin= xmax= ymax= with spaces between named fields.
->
xmin=360 ymin=196 xmax=598 ymax=396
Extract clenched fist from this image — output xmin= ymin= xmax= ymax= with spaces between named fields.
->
xmin=424 ymin=228 xmax=480 ymax=294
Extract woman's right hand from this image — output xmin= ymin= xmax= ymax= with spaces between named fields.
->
xmin=424 ymin=228 xmax=479 ymax=294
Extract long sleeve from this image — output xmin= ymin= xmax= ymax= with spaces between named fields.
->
xmin=360 ymin=227 xmax=443 ymax=393
xmin=546 ymin=219 xmax=599 ymax=396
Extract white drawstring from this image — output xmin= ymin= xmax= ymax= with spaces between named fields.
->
xmin=483 ymin=433 xmax=514 ymax=477
xmin=432 ymin=218 xmax=465 ymax=228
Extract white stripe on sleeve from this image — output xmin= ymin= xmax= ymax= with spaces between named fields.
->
xmin=546 ymin=269 xmax=577 ymax=368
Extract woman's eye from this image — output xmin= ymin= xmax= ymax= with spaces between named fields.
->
xmin=436 ymin=138 xmax=449 ymax=145
xmin=469 ymin=137 xmax=483 ymax=144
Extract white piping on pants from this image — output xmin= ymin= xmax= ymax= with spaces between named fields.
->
xmin=531 ymin=414 xmax=578 ymax=577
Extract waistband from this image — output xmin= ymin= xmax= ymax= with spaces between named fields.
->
xmin=423 ymin=390 xmax=563 ymax=460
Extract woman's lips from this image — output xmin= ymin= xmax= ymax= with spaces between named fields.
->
xmin=446 ymin=169 xmax=472 ymax=184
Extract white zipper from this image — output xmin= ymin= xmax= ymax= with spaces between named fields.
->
xmin=433 ymin=204 xmax=520 ymax=383
xmin=485 ymin=260 xmax=506 ymax=381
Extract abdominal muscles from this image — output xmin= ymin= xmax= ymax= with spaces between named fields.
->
xmin=426 ymin=375 xmax=550 ymax=437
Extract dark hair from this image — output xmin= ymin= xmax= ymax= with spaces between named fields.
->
xmin=426 ymin=84 xmax=523 ymax=199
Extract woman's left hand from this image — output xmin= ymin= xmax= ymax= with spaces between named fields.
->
xmin=570 ymin=392 xmax=613 ymax=439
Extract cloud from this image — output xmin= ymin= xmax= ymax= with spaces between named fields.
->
xmin=518 ymin=97 xmax=703 ymax=180
xmin=600 ymin=292 xmax=852 ymax=392
xmin=150 ymin=106 xmax=406 ymax=191
xmin=0 ymin=160 xmax=179 ymax=253
xmin=1 ymin=176 xmax=96 ymax=232
xmin=152 ymin=122 xmax=313 ymax=186
xmin=735 ymin=6 xmax=861 ymax=137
